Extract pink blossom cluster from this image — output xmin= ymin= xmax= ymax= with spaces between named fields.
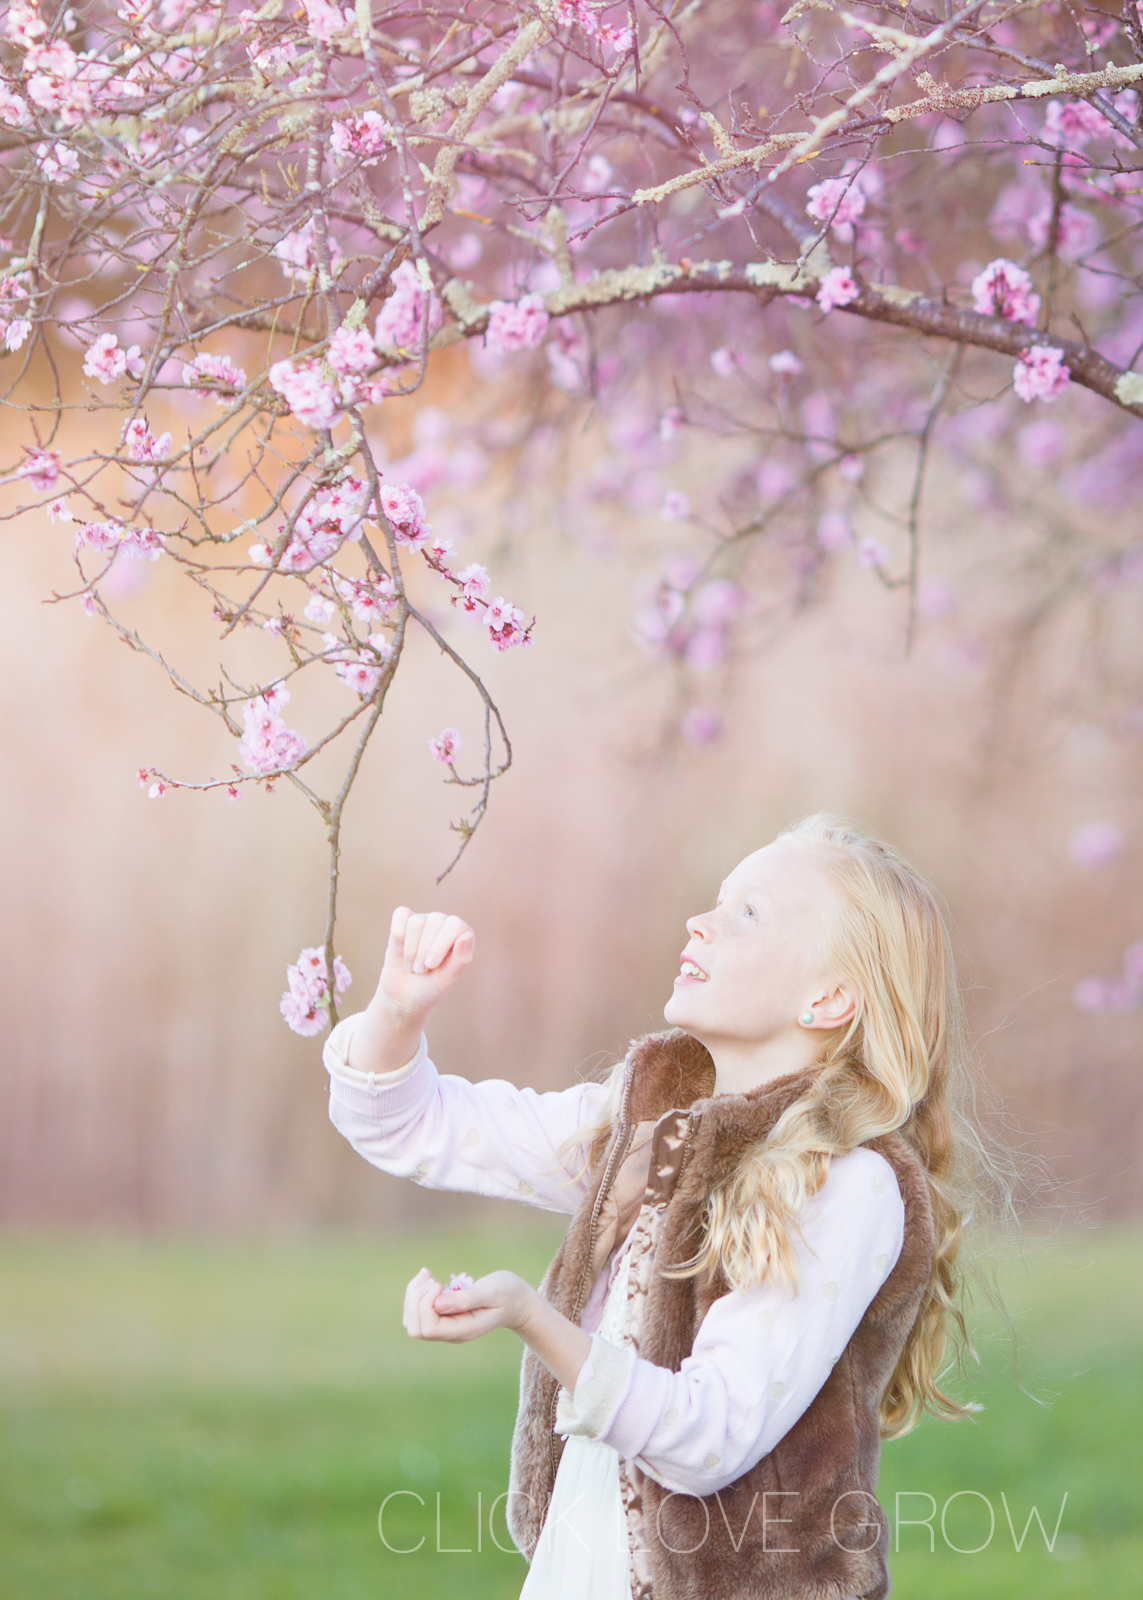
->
xmin=238 ymin=683 xmax=307 ymax=774
xmin=485 ymin=293 xmax=550 ymax=354
xmin=632 ymin=568 xmax=743 ymax=668
xmin=330 ymin=109 xmax=391 ymax=165
xmin=1073 ymin=941 xmax=1143 ymax=1015
xmin=417 ymin=536 xmax=531 ymax=651
xmin=374 ymin=260 xmax=442 ymax=352
xmin=83 ymin=334 xmax=144 ymax=385
xmin=378 ymin=481 xmax=431 ymax=548
xmin=0 ymin=274 xmax=31 ymax=352
xmin=272 ymin=221 xmax=344 ymax=286
xmin=122 ymin=415 xmax=172 ymax=461
xmin=301 ymin=0 xmax=352 ymax=42
xmin=816 ymin=268 xmax=859 ymax=314
xmin=322 ymin=632 xmax=393 ymax=696
xmin=182 ymin=350 xmax=247 ymax=402
xmin=429 ymin=727 xmax=461 ymax=763
xmin=17 ymin=446 xmax=60 ymax=491
xmin=330 ymin=570 xmax=398 ymax=623
xmin=1042 ymin=98 xmax=1111 ymax=151
xmin=553 ymin=0 xmax=633 ymax=52
xmin=268 ymin=357 xmax=339 ymax=430
xmin=805 ymin=177 xmax=866 ymax=241
xmin=547 ymin=321 xmax=589 ymax=391
xmin=328 ymin=324 xmax=376 ymax=377
xmin=484 ymin=596 xmax=530 ymax=651
xmin=280 ymin=944 xmax=352 ymax=1036
xmin=970 ymin=259 xmax=1040 ymax=327
xmin=35 ymin=141 xmax=79 ymax=182
xmin=1013 ymin=345 xmax=1070 ymax=404
xmin=251 ymin=475 xmax=369 ymax=571
xmin=6 ymin=9 xmax=98 ymax=126
xmin=75 ymin=518 xmax=165 ymax=562
xmin=452 ymin=563 xmax=489 ymax=612
xmin=446 ymin=1271 xmax=475 ymax=1291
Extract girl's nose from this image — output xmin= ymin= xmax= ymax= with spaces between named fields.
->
xmin=686 ymin=912 xmax=712 ymax=941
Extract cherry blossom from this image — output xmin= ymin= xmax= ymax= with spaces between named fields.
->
xmin=0 ymin=86 xmax=32 ymax=126
xmin=280 ymin=944 xmax=352 ymax=1036
xmin=332 ymin=572 xmax=396 ymax=622
xmin=75 ymin=519 xmax=164 ymax=562
xmin=378 ymin=482 xmax=430 ymax=548
xmin=238 ymin=687 xmax=307 ymax=774
xmin=301 ymin=0 xmax=351 ymax=42
xmin=816 ymin=268 xmax=859 ymax=313
xmin=35 ymin=142 xmax=79 ymax=182
xmin=268 ymin=358 xmax=339 ymax=429
xmin=328 ymin=324 xmax=376 ymax=377
xmin=304 ymin=592 xmax=337 ymax=627
xmin=805 ymin=177 xmax=866 ymax=241
xmin=971 ymin=260 xmax=1041 ymax=327
xmin=374 ymin=261 xmax=441 ymax=352
xmin=182 ymin=351 xmax=247 ymax=402
xmin=1013 ymin=345 xmax=1071 ymax=404
xmin=453 ymin=563 xmax=490 ymax=612
xmin=1043 ymin=99 xmax=1111 ymax=151
xmin=446 ymin=1271 xmax=475 ymax=1291
xmin=8 ymin=0 xmax=1143 ymax=1043
xmin=331 ymin=110 xmax=391 ymax=165
xmin=485 ymin=293 xmax=549 ymax=354
xmin=17 ymin=447 xmax=60 ymax=492
xmin=122 ymin=416 xmax=172 ymax=461
xmin=83 ymin=333 xmax=142 ymax=385
xmin=484 ymin=596 xmax=530 ymax=652
xmin=429 ymin=727 xmax=462 ymax=763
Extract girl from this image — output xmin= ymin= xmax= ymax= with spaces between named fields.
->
xmin=324 ymin=815 xmax=982 ymax=1600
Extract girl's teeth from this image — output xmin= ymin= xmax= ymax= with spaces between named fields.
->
xmin=681 ymin=962 xmax=707 ymax=980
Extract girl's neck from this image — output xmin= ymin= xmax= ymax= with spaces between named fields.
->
xmin=706 ymin=1032 xmax=822 ymax=1098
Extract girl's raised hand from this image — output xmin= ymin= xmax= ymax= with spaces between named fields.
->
xmin=378 ymin=907 xmax=475 ymax=1021
xmin=402 ymin=1268 xmax=535 ymax=1344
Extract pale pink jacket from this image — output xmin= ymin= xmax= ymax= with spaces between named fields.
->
xmin=324 ymin=1013 xmax=905 ymax=1498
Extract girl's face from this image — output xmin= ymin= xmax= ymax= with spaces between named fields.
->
xmin=663 ymin=840 xmax=843 ymax=1050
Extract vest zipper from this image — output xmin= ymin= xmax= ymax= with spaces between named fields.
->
xmin=547 ymin=1058 xmax=637 ymax=1485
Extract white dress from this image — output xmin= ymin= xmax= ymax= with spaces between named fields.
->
xmin=519 ymin=1249 xmax=635 ymax=1600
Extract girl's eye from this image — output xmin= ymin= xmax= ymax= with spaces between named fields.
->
xmin=743 ymin=903 xmax=757 ymax=919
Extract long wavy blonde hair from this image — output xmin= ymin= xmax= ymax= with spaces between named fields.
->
xmin=566 ymin=814 xmax=1007 ymax=1439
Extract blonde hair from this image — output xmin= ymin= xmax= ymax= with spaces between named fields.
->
xmin=566 ymin=813 xmax=1010 ymax=1438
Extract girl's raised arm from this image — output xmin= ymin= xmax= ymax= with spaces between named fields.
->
xmin=324 ymin=907 xmax=611 ymax=1215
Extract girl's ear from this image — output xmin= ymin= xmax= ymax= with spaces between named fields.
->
xmin=813 ymin=983 xmax=856 ymax=1030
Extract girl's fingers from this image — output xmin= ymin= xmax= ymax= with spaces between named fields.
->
xmin=402 ymin=1268 xmax=438 ymax=1337
xmin=423 ymin=916 xmax=474 ymax=974
xmin=400 ymin=913 xmax=425 ymax=972
xmin=410 ymin=912 xmax=449 ymax=974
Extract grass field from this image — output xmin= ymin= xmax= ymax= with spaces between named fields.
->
xmin=0 ymin=1224 xmax=1139 ymax=1600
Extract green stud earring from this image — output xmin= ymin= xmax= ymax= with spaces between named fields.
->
xmin=800 ymin=1010 xmax=815 ymax=1026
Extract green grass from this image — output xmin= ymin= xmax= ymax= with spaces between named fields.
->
xmin=0 ymin=1225 xmax=1139 ymax=1599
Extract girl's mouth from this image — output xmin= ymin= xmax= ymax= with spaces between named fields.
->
xmin=676 ymin=960 xmax=709 ymax=983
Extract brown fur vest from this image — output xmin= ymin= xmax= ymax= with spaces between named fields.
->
xmin=507 ymin=1030 xmax=935 ymax=1600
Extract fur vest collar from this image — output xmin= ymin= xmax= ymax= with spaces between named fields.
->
xmin=507 ymin=1029 xmax=935 ymax=1600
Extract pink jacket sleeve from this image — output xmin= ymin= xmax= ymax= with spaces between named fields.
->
xmin=324 ymin=1010 xmax=611 ymax=1215
xmin=554 ymin=1146 xmax=906 ymax=1493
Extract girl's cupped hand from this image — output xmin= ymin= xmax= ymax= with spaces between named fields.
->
xmin=378 ymin=907 xmax=475 ymax=1020
xmin=402 ymin=1267 xmax=536 ymax=1344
